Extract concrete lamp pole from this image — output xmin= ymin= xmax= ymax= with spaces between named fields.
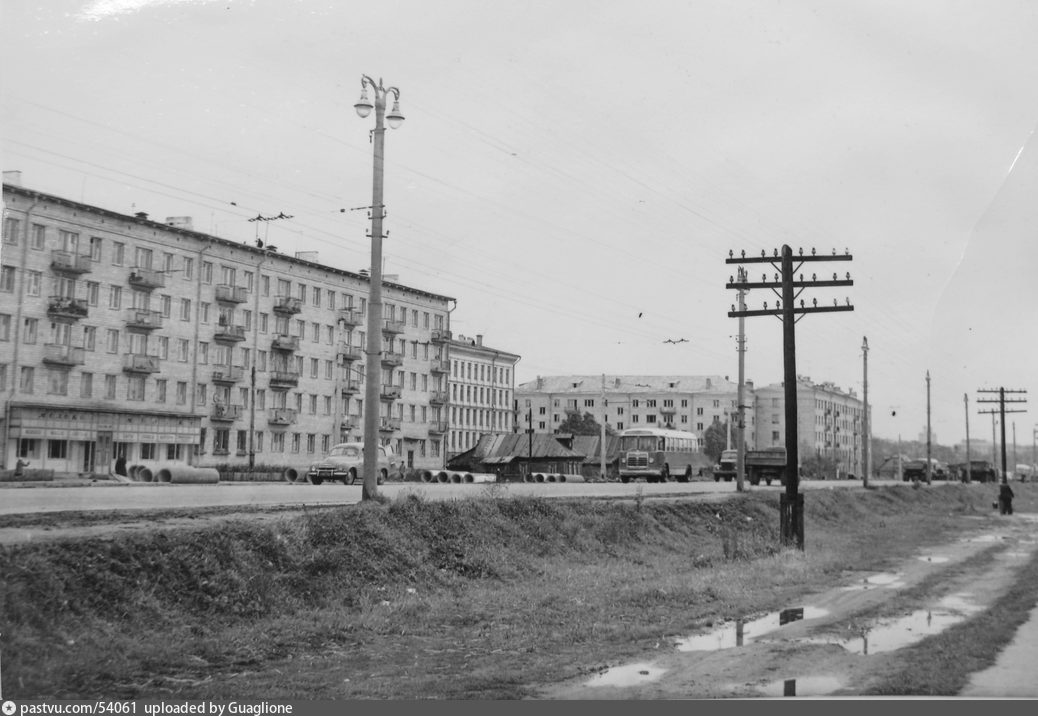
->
xmin=354 ymin=75 xmax=405 ymax=501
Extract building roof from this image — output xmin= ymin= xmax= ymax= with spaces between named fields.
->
xmin=469 ymin=433 xmax=587 ymax=460
xmin=516 ymin=375 xmax=738 ymax=394
xmin=570 ymin=435 xmax=621 ymax=464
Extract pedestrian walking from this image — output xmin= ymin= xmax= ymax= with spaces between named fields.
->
xmin=998 ymin=482 xmax=1015 ymax=515
xmin=114 ymin=455 xmax=127 ymax=477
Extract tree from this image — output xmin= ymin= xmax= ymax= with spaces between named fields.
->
xmin=702 ymin=421 xmax=729 ymax=462
xmin=557 ymin=411 xmax=614 ymax=436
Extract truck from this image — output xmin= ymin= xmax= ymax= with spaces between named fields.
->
xmin=712 ymin=447 xmax=787 ymax=486
xmin=902 ymin=458 xmax=947 ymax=482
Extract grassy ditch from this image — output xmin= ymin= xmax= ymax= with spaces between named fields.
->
xmin=0 ymin=482 xmax=1034 ymax=699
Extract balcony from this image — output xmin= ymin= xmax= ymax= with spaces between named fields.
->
xmin=268 ymin=408 xmax=298 ymax=426
xmin=50 ymin=250 xmax=92 ymax=275
xmin=339 ymin=345 xmax=363 ymax=363
xmin=269 ymin=370 xmax=301 ymax=389
xmin=380 ymin=385 xmax=402 ymax=401
xmin=214 ymin=323 xmax=247 ymax=342
xmin=382 ymin=318 xmax=405 ymax=335
xmin=125 ymin=309 xmax=163 ymax=331
xmin=215 ymin=284 xmax=248 ymax=304
xmin=210 ymin=404 xmax=243 ymax=422
xmin=379 ymin=417 xmax=401 ymax=433
xmin=430 ymin=328 xmax=452 ymax=343
xmin=128 ymin=267 xmax=165 ymax=290
xmin=47 ymin=296 xmax=88 ymax=321
xmin=42 ymin=344 xmax=85 ymax=366
xmin=427 ymin=420 xmax=448 ymax=435
xmin=428 ymin=390 xmax=448 ymax=406
xmin=211 ymin=366 xmax=244 ymax=384
xmin=339 ymin=308 xmax=363 ymax=328
xmin=273 ymin=295 xmax=302 ymax=315
xmin=341 ymin=379 xmax=361 ymax=396
xmin=380 ymin=350 xmax=404 ymax=368
xmin=122 ymin=353 xmax=160 ymax=373
xmin=660 ymin=406 xmax=676 ymax=416
xmin=341 ymin=416 xmax=359 ymax=431
xmin=271 ymin=334 xmax=299 ymax=352
xmin=429 ymin=359 xmax=449 ymax=374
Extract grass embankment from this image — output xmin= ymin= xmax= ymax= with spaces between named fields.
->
xmin=1 ymin=483 xmax=1036 ymax=699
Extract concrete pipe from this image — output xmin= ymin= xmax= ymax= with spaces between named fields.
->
xmin=137 ymin=466 xmax=154 ymax=483
xmin=156 ymin=465 xmax=219 ymax=484
xmin=421 ymin=470 xmax=435 ymax=483
xmin=470 ymin=473 xmax=497 ymax=484
xmin=450 ymin=472 xmax=464 ymax=484
xmin=282 ymin=467 xmax=302 ymax=483
xmin=437 ymin=471 xmax=450 ymax=483
xmin=546 ymin=474 xmax=558 ymax=482
xmin=463 ymin=473 xmax=475 ymax=483
xmin=534 ymin=473 xmax=546 ymax=483
xmin=128 ymin=464 xmax=143 ymax=481
xmin=523 ymin=473 xmax=535 ymax=483
xmin=559 ymin=473 xmax=586 ymax=483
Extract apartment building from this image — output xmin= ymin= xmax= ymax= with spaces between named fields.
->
xmin=0 ymin=177 xmax=453 ymax=475
xmin=446 ymin=333 xmax=519 ymax=459
xmin=514 ymin=375 xmax=755 ymax=447
xmin=752 ymin=375 xmax=866 ymax=476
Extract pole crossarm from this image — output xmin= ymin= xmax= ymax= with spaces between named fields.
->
xmin=726 ymin=252 xmax=853 ymax=264
xmin=729 ymin=305 xmax=854 ymax=318
xmin=727 ymin=279 xmax=853 ymax=290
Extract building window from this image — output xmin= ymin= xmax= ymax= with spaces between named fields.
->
xmin=105 ymin=374 xmax=117 ymax=399
xmin=80 ymin=372 xmax=93 ymax=398
xmin=106 ymin=329 xmax=119 ymax=353
xmin=112 ymin=242 xmax=125 ymax=266
xmin=0 ymin=266 xmax=15 ymax=292
xmin=48 ymin=440 xmax=68 ymax=459
xmin=202 ymin=261 xmax=213 ymax=284
xmin=180 ymin=298 xmax=191 ymax=321
xmin=127 ymin=375 xmax=145 ymax=401
xmin=176 ymin=381 xmax=187 ymax=405
xmin=183 ymin=257 xmax=194 ymax=280
xmin=0 ymin=314 xmax=9 ymax=341
xmin=156 ymin=379 xmax=167 ymax=402
xmin=3 ymin=217 xmax=20 ymax=244
xmin=47 ymin=368 xmax=69 ymax=396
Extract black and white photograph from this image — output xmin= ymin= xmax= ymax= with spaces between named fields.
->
xmin=2 ymin=0 xmax=1038 ymax=703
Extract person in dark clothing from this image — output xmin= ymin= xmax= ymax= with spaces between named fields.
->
xmin=998 ymin=482 xmax=1015 ymax=515
xmin=114 ymin=455 xmax=127 ymax=477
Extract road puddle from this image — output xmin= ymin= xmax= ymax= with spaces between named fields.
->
xmin=758 ymin=675 xmax=844 ymax=697
xmin=840 ymin=572 xmax=905 ymax=591
xmin=676 ymin=606 xmax=829 ymax=651
xmin=584 ymin=662 xmax=666 ymax=688
xmin=798 ymin=592 xmax=982 ymax=654
xmin=963 ymin=534 xmax=1004 ymax=543
xmin=917 ymin=555 xmax=950 ymax=563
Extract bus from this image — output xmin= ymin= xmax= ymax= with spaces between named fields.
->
xmin=618 ymin=427 xmax=703 ymax=483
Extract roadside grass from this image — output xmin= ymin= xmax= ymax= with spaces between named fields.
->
xmin=0 ymin=482 xmax=1034 ymax=699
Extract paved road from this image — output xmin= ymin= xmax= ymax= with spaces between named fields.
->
xmin=0 ymin=477 xmax=899 ymax=517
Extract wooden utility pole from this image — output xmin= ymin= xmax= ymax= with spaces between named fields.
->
xmin=925 ymin=370 xmax=932 ymax=485
xmin=726 ymin=246 xmax=854 ymax=550
xmin=978 ymin=388 xmax=1028 ymax=484
xmin=862 ymin=337 xmax=869 ymax=488
xmin=736 ymin=267 xmax=747 ymax=492
xmin=600 ymin=374 xmax=607 ymax=481
xmin=964 ymin=393 xmax=972 ymax=484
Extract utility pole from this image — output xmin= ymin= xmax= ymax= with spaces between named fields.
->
xmin=925 ymin=370 xmax=932 ymax=485
xmin=964 ymin=393 xmax=972 ymax=484
xmin=736 ymin=266 xmax=747 ymax=492
xmin=600 ymin=374 xmax=607 ymax=481
xmin=861 ymin=337 xmax=869 ymax=489
xmin=726 ymin=246 xmax=854 ymax=550
xmin=1013 ymin=421 xmax=1017 ymax=471
xmin=978 ymin=388 xmax=1028 ymax=484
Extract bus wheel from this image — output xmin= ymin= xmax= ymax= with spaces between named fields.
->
xmin=620 ymin=476 xmax=630 ymax=484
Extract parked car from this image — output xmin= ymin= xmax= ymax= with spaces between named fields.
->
xmin=306 ymin=442 xmax=399 ymax=485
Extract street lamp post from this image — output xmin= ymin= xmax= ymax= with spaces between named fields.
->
xmin=354 ymin=75 xmax=404 ymax=501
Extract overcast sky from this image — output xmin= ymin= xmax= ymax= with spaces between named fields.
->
xmin=3 ymin=0 xmax=1038 ymax=448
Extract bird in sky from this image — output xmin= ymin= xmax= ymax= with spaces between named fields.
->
xmin=637 ymin=312 xmax=643 ymax=318
xmin=663 ymin=338 xmax=689 ymax=344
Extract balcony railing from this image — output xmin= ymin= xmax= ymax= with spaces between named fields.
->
xmin=428 ymin=390 xmax=448 ymax=406
xmin=42 ymin=344 xmax=85 ymax=366
xmin=215 ymin=285 xmax=248 ymax=303
xmin=269 ymin=370 xmax=301 ymax=389
xmin=338 ymin=345 xmax=363 ymax=363
xmin=380 ymin=385 xmax=402 ymax=401
xmin=273 ymin=295 xmax=302 ymax=314
xmin=380 ymin=350 xmax=404 ymax=367
xmin=430 ymin=328 xmax=452 ymax=343
xmin=379 ymin=417 xmax=401 ymax=432
xmin=268 ymin=407 xmax=298 ymax=426
xmin=50 ymin=250 xmax=92 ymax=274
xmin=122 ymin=353 xmax=160 ymax=373
xmin=382 ymin=318 xmax=405 ymax=335
xmin=271 ymin=334 xmax=299 ymax=352
xmin=128 ymin=267 xmax=165 ymax=290
xmin=125 ymin=309 xmax=163 ymax=331
xmin=339 ymin=308 xmax=363 ymax=328
xmin=211 ymin=366 xmax=244 ymax=384
xmin=47 ymin=296 xmax=88 ymax=320
xmin=341 ymin=380 xmax=361 ymax=395
xmin=214 ymin=323 xmax=247 ymax=342
xmin=659 ymin=406 xmax=676 ymax=416
xmin=210 ymin=404 xmax=243 ymax=422
xmin=429 ymin=359 xmax=450 ymax=374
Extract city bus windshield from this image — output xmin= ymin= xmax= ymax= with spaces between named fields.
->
xmin=621 ymin=435 xmax=662 ymax=451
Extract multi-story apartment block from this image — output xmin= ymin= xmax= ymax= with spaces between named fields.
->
xmin=446 ymin=333 xmax=519 ymax=459
xmin=514 ymin=375 xmax=754 ymax=447
xmin=752 ymin=375 xmax=867 ymax=476
xmin=0 ymin=177 xmax=454 ymax=475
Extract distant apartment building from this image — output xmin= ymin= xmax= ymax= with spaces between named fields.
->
xmin=752 ymin=375 xmax=867 ymax=476
xmin=446 ymin=333 xmax=519 ymax=458
xmin=0 ymin=176 xmax=455 ymax=474
xmin=514 ymin=375 xmax=755 ymax=447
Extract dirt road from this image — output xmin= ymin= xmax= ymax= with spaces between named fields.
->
xmin=537 ymin=512 xmax=1038 ymax=698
